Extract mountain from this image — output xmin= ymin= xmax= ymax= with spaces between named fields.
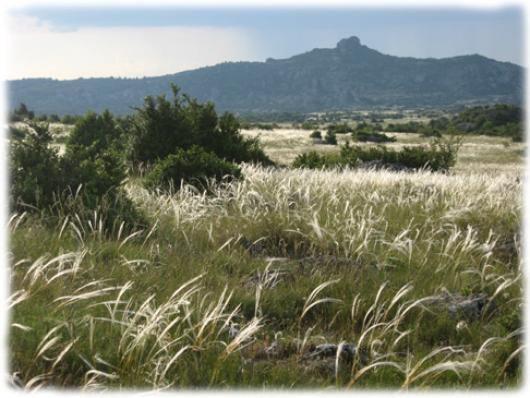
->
xmin=7 ymin=36 xmax=523 ymax=115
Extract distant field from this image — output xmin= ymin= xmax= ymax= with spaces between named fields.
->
xmin=242 ymin=128 xmax=525 ymax=172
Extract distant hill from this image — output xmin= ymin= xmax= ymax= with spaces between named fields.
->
xmin=7 ymin=36 xmax=524 ymax=115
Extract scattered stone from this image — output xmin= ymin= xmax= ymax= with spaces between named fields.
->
xmin=495 ymin=238 xmax=518 ymax=255
xmin=241 ymin=237 xmax=268 ymax=256
xmin=228 ymin=323 xmax=240 ymax=339
xmin=305 ymin=343 xmax=357 ymax=361
xmin=423 ymin=292 xmax=490 ymax=320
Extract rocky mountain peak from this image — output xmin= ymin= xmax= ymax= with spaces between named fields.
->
xmin=336 ymin=36 xmax=362 ymax=52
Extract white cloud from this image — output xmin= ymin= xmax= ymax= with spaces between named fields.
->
xmin=6 ymin=14 xmax=258 ymax=79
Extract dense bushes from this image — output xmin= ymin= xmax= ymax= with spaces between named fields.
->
xmin=10 ymin=87 xmax=272 ymax=222
xmin=144 ymin=146 xmax=242 ymax=192
xmin=384 ymin=121 xmax=426 ymax=133
xmin=381 ymin=105 xmax=524 ymax=141
xmin=327 ymin=123 xmax=353 ymax=135
xmin=292 ymin=138 xmax=461 ymax=172
xmin=10 ymin=122 xmax=62 ymax=210
xmin=324 ymin=130 xmax=337 ymax=145
xmin=354 ymin=131 xmax=396 ymax=143
xmin=291 ymin=151 xmax=343 ymax=169
xmin=310 ymin=130 xmax=322 ymax=139
xmin=239 ymin=121 xmax=280 ymax=130
xmin=127 ymin=85 xmax=272 ymax=166
xmin=10 ymin=116 xmax=145 ymax=229
xmin=61 ymin=111 xmax=127 ymax=205
xmin=126 ymin=86 xmax=272 ymax=191
xmin=9 ymin=113 xmax=136 ymax=214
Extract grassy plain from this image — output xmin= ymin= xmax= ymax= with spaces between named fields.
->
xmin=8 ymin=126 xmax=524 ymax=389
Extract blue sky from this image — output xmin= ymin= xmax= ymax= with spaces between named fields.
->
xmin=7 ymin=6 xmax=524 ymax=79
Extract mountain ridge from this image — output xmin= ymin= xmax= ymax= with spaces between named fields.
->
xmin=8 ymin=36 xmax=523 ymax=115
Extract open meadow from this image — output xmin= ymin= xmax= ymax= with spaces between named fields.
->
xmin=8 ymin=122 xmax=524 ymax=389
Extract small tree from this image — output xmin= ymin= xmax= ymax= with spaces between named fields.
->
xmin=325 ymin=130 xmax=337 ymax=145
xmin=128 ymin=84 xmax=272 ymax=167
xmin=10 ymin=122 xmax=61 ymax=210
xmin=62 ymin=111 xmax=126 ymax=206
xmin=310 ymin=130 xmax=322 ymax=139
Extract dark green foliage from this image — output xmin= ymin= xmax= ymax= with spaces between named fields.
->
xmin=324 ymin=130 xmax=337 ymax=145
xmin=13 ymin=103 xmax=34 ymax=120
xmin=128 ymin=85 xmax=272 ymax=166
xmin=310 ymin=130 xmax=322 ymax=139
xmin=66 ymin=110 xmax=123 ymax=154
xmin=10 ymin=122 xmax=61 ymax=210
xmin=61 ymin=111 xmax=127 ymax=206
xmin=292 ymin=151 xmax=347 ymax=170
xmin=239 ymin=121 xmax=279 ymax=130
xmin=293 ymin=138 xmax=461 ymax=172
xmin=354 ymin=131 xmax=396 ymax=143
xmin=384 ymin=121 xmax=426 ymax=133
xmin=452 ymin=104 xmax=522 ymax=131
xmin=213 ymin=113 xmax=273 ymax=165
xmin=328 ymin=123 xmax=353 ymax=135
xmin=300 ymin=121 xmax=319 ymax=130
xmin=144 ymin=146 xmax=242 ymax=192
xmin=9 ymin=113 xmax=135 ymax=227
xmin=61 ymin=147 xmax=126 ymax=208
xmin=441 ymin=104 xmax=524 ymax=141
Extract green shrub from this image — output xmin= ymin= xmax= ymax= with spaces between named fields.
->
xmin=292 ymin=151 xmax=344 ymax=170
xmin=301 ymin=121 xmax=319 ymax=130
xmin=10 ymin=116 xmax=136 ymax=229
xmin=384 ymin=121 xmax=426 ymax=133
xmin=128 ymin=85 xmax=272 ymax=166
xmin=66 ymin=110 xmax=123 ymax=155
xmin=61 ymin=114 xmax=79 ymax=125
xmin=328 ymin=123 xmax=353 ymax=135
xmin=144 ymin=146 xmax=242 ymax=192
xmin=354 ymin=131 xmax=396 ymax=143
xmin=60 ymin=147 xmax=127 ymax=208
xmin=310 ymin=130 xmax=322 ymax=139
xmin=324 ymin=130 xmax=337 ymax=145
xmin=10 ymin=122 xmax=62 ymax=210
xmin=61 ymin=111 xmax=128 ymax=207
xmin=293 ymin=138 xmax=461 ymax=172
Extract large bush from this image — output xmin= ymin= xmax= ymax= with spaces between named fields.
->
xmin=66 ymin=110 xmax=123 ymax=154
xmin=10 ymin=122 xmax=61 ymax=210
xmin=61 ymin=111 xmax=127 ymax=206
xmin=9 ymin=114 xmax=139 ymax=226
xmin=144 ymin=146 xmax=242 ymax=192
xmin=128 ymin=85 xmax=272 ymax=166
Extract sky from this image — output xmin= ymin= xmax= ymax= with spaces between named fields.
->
xmin=5 ymin=5 xmax=524 ymax=80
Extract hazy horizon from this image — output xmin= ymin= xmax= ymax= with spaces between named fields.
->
xmin=7 ymin=6 xmax=524 ymax=80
